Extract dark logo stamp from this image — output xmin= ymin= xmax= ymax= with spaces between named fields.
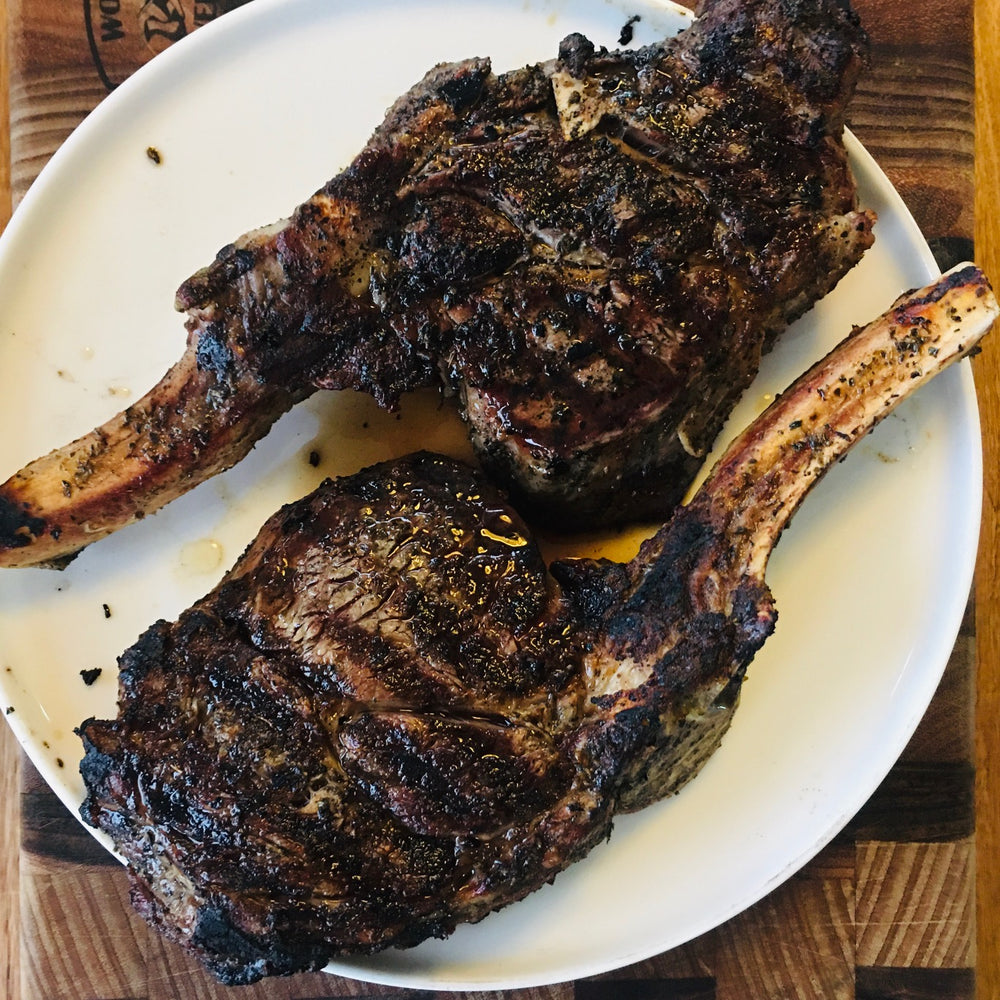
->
xmin=84 ymin=0 xmax=252 ymax=90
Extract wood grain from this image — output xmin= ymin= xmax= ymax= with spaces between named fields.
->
xmin=974 ymin=0 xmax=1000 ymax=995
xmin=855 ymin=841 xmax=975 ymax=968
xmin=0 ymin=5 xmax=20 ymax=1000
xmin=0 ymin=0 xmax=997 ymax=997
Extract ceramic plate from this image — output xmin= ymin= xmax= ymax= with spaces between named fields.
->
xmin=0 ymin=0 xmax=980 ymax=990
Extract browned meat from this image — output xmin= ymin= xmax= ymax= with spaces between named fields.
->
xmin=78 ymin=266 xmax=997 ymax=984
xmin=0 ymin=0 xmax=873 ymax=567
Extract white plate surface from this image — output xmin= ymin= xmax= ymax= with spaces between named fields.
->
xmin=0 ymin=0 xmax=980 ymax=991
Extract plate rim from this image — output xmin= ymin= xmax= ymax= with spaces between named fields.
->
xmin=0 ymin=0 xmax=982 ymax=990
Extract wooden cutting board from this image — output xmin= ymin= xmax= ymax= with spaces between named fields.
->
xmin=5 ymin=1 xmax=980 ymax=996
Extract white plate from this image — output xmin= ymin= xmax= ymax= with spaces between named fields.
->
xmin=0 ymin=0 xmax=980 ymax=991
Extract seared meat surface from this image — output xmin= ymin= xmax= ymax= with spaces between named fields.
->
xmin=1 ymin=0 xmax=873 ymax=567
xmin=78 ymin=267 xmax=997 ymax=984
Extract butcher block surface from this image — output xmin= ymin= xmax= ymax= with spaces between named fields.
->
xmin=1 ymin=0 xmax=998 ymax=996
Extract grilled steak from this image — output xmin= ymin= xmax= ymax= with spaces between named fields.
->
xmin=0 ymin=0 xmax=873 ymax=568
xmin=78 ymin=267 xmax=997 ymax=984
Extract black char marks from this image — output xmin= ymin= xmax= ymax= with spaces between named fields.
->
xmin=0 ymin=495 xmax=47 ymax=549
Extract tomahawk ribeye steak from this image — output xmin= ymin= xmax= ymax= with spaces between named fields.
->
xmin=0 ymin=0 xmax=873 ymax=567
xmin=78 ymin=266 xmax=997 ymax=984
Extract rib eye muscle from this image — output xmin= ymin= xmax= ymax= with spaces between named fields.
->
xmin=0 ymin=0 xmax=873 ymax=567
xmin=78 ymin=266 xmax=998 ymax=984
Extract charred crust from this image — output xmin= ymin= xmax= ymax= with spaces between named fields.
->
xmin=189 ymin=906 xmax=328 ymax=986
xmin=903 ymin=264 xmax=989 ymax=308
xmin=397 ymin=196 xmax=526 ymax=293
xmin=550 ymin=558 xmax=629 ymax=623
xmin=339 ymin=711 xmax=573 ymax=836
xmin=691 ymin=0 xmax=868 ymax=99
xmin=194 ymin=322 xmax=236 ymax=377
xmin=0 ymin=496 xmax=47 ymax=548
xmin=214 ymin=243 xmax=257 ymax=276
xmin=115 ymin=619 xmax=172 ymax=693
xmin=175 ymin=246 xmax=258 ymax=311
xmin=558 ymin=32 xmax=598 ymax=78
xmin=76 ymin=721 xmax=121 ymax=825
xmin=436 ymin=61 xmax=491 ymax=111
